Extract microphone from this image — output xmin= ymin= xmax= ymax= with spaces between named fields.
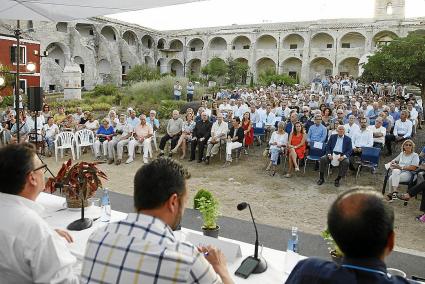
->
xmin=237 ymin=202 xmax=267 ymax=274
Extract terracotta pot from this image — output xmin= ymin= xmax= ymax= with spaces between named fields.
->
xmin=202 ymin=225 xmax=220 ymax=238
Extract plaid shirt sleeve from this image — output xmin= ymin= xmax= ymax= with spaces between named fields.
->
xmin=188 ymin=251 xmax=223 ymax=284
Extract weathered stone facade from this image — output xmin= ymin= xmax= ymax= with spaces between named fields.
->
xmin=1 ymin=0 xmax=424 ymax=91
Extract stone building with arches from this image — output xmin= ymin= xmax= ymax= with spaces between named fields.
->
xmin=1 ymin=0 xmax=424 ymax=93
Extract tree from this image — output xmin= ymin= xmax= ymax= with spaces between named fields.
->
xmin=258 ymin=68 xmax=296 ymax=86
xmin=227 ymin=57 xmax=249 ymax=85
xmin=361 ymin=33 xmax=425 ymax=100
xmin=125 ymin=64 xmax=160 ymax=83
xmin=202 ymin=57 xmax=228 ymax=81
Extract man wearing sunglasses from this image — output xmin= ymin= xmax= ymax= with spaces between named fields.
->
xmin=0 ymin=143 xmax=78 ymax=283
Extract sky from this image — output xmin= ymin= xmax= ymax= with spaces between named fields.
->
xmin=108 ymin=0 xmax=425 ymax=30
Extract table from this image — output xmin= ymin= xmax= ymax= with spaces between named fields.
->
xmin=37 ymin=192 xmax=304 ymax=283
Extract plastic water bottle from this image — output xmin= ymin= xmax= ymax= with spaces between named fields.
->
xmin=100 ymin=188 xmax=111 ymax=222
xmin=287 ymin=227 xmax=299 ymax=253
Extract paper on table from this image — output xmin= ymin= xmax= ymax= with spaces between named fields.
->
xmin=255 ymin=122 xmax=263 ymax=128
xmin=313 ymin=142 xmax=323 ymax=149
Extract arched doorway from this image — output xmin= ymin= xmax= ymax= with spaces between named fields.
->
xmin=309 ymin=57 xmax=333 ymax=81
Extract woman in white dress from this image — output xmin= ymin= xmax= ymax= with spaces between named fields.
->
xmin=266 ymin=121 xmax=288 ymax=176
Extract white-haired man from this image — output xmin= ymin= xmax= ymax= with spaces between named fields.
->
xmin=205 ymin=113 xmax=228 ymax=164
xmin=108 ymin=114 xmax=133 ymax=165
xmin=126 ymin=114 xmax=153 ymax=164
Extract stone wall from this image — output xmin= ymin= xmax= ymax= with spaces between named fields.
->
xmin=2 ymin=8 xmax=424 ymax=90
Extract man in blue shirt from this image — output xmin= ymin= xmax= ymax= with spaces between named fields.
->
xmin=286 ymin=188 xmax=414 ymax=284
xmin=307 ymin=115 xmax=327 ymax=144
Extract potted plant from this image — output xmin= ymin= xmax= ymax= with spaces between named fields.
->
xmin=193 ymin=188 xmax=213 ymax=210
xmin=45 ymin=159 xmax=107 ymax=231
xmin=195 ymin=193 xmax=220 ymax=238
xmin=45 ymin=159 xmax=107 ymax=209
xmin=321 ymin=229 xmax=344 ymax=264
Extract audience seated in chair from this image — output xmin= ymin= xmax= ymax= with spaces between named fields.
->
xmin=159 ymin=110 xmax=183 ymax=157
xmin=41 ymin=117 xmax=59 ymax=157
xmin=266 ymin=121 xmax=288 ymax=176
xmin=190 ymin=112 xmax=212 ymax=163
xmin=223 ymin=116 xmax=244 ymax=167
xmin=94 ymin=119 xmax=115 ymax=161
xmin=126 ymin=114 xmax=153 ymax=164
xmin=350 ymin=117 xmax=373 ymax=169
xmin=286 ymin=122 xmax=306 ymax=178
xmin=385 ymin=110 xmax=412 ymax=156
xmin=317 ymin=125 xmax=352 ymax=187
xmin=385 ymin=139 xmax=419 ymax=202
xmin=110 ymin=114 xmax=133 ymax=165
xmin=205 ymin=113 xmax=228 ymax=164
xmin=171 ymin=112 xmax=196 ymax=159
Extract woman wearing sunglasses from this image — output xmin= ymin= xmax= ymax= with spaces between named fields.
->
xmin=386 ymin=139 xmax=419 ymax=202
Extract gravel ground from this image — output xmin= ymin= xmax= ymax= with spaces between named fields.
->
xmin=44 ymin=142 xmax=425 ymax=252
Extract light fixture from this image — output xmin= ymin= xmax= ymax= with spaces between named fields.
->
xmin=26 ymin=62 xmax=36 ymax=72
xmin=0 ymin=76 xmax=5 ymax=87
xmin=386 ymin=2 xmax=393 ymax=15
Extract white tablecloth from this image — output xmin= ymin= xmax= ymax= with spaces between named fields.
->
xmin=37 ymin=192 xmax=305 ymax=283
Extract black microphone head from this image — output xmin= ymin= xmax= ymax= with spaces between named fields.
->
xmin=237 ymin=202 xmax=248 ymax=211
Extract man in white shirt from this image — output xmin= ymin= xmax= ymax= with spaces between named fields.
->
xmin=264 ymin=104 xmax=276 ymax=141
xmin=0 ymin=143 xmax=78 ymax=284
xmin=205 ymin=113 xmax=228 ymax=164
xmin=108 ymin=114 xmax=133 ymax=165
xmin=42 ymin=117 xmax=59 ymax=156
xmin=218 ymin=98 xmax=232 ymax=114
xmin=369 ymin=117 xmax=386 ymax=149
xmin=385 ymin=110 xmax=413 ymax=156
xmin=73 ymin=107 xmax=84 ymax=122
xmin=344 ymin=115 xmax=360 ymax=139
xmin=234 ymin=99 xmax=248 ymax=118
xmin=126 ymin=114 xmax=153 ymax=164
xmin=350 ymin=117 xmax=373 ymax=169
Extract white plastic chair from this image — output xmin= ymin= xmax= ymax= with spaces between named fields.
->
xmin=152 ymin=131 xmax=158 ymax=151
xmin=74 ymin=129 xmax=95 ymax=159
xmin=54 ymin=132 xmax=76 ymax=162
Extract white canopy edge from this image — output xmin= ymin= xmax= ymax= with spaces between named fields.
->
xmin=0 ymin=0 xmax=206 ymax=21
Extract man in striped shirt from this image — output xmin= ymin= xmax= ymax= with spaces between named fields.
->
xmin=81 ymin=158 xmax=233 ymax=284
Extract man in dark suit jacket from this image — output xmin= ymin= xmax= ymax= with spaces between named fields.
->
xmin=317 ymin=125 xmax=352 ymax=187
xmin=286 ymin=189 xmax=414 ymax=284
xmin=190 ymin=112 xmax=212 ymax=162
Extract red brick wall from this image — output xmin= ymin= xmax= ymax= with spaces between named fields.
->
xmin=0 ymin=35 xmax=40 ymax=97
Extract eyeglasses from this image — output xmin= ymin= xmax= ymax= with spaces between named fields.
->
xmin=28 ymin=164 xmax=48 ymax=175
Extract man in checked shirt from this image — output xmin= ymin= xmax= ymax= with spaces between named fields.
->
xmin=81 ymin=158 xmax=233 ymax=284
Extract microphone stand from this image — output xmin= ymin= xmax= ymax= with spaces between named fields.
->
xmin=246 ymin=203 xmax=267 ymax=273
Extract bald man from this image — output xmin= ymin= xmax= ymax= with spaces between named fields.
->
xmin=287 ymin=188 xmax=412 ymax=284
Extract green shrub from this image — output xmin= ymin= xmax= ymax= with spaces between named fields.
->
xmin=125 ymin=64 xmax=161 ymax=82
xmin=258 ymin=69 xmax=296 ymax=86
xmin=91 ymin=84 xmax=119 ymax=97
xmin=158 ymin=100 xmax=187 ymax=119
xmin=91 ymin=102 xmax=112 ymax=111
xmin=193 ymin=189 xmax=213 ymax=209
xmin=0 ymin=95 xmax=14 ymax=108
